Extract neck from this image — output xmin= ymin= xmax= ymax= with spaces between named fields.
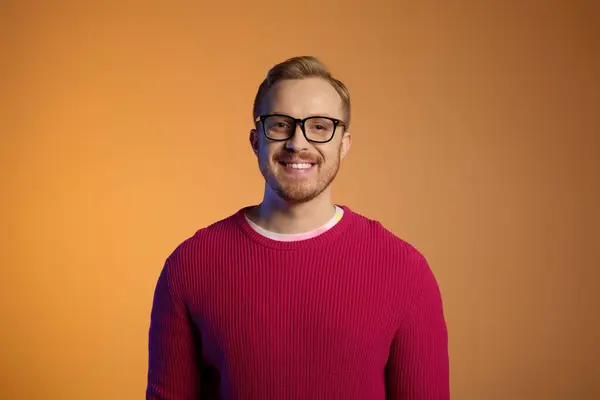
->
xmin=248 ymin=186 xmax=337 ymax=234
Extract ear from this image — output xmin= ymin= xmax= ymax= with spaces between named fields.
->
xmin=249 ymin=129 xmax=259 ymax=156
xmin=340 ymin=131 xmax=352 ymax=160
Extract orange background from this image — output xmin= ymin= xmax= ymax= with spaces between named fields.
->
xmin=2 ymin=1 xmax=599 ymax=399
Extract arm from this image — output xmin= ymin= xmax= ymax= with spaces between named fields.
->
xmin=386 ymin=261 xmax=450 ymax=399
xmin=146 ymin=259 xmax=201 ymax=400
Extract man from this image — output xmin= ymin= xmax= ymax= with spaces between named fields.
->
xmin=147 ymin=56 xmax=450 ymax=399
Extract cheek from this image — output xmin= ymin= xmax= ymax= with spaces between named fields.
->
xmin=319 ymin=144 xmax=342 ymax=163
xmin=258 ymin=142 xmax=277 ymax=163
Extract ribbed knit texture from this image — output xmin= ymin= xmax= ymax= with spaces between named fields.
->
xmin=147 ymin=205 xmax=449 ymax=399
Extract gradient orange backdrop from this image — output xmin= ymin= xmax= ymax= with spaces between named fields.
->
xmin=2 ymin=1 xmax=599 ymax=399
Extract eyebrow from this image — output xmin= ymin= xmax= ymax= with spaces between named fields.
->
xmin=268 ymin=112 xmax=339 ymax=119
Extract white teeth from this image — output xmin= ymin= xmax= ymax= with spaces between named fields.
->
xmin=286 ymin=163 xmax=312 ymax=169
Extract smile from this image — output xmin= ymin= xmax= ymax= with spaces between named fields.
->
xmin=278 ymin=161 xmax=316 ymax=174
xmin=281 ymin=162 xmax=313 ymax=169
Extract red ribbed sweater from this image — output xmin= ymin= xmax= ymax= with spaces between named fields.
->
xmin=147 ymin=205 xmax=449 ymax=399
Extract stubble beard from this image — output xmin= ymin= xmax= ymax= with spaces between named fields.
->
xmin=260 ymin=149 xmax=341 ymax=204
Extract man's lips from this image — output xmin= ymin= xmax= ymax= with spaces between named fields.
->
xmin=277 ymin=159 xmax=317 ymax=164
xmin=278 ymin=160 xmax=316 ymax=174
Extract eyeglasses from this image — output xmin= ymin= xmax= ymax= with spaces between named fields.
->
xmin=255 ymin=114 xmax=346 ymax=143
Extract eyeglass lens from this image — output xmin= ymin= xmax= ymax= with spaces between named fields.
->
xmin=263 ymin=115 xmax=336 ymax=142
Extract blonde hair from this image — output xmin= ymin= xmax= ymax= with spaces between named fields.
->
xmin=253 ymin=56 xmax=351 ymax=128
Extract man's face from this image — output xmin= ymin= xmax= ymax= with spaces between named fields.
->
xmin=250 ymin=77 xmax=351 ymax=204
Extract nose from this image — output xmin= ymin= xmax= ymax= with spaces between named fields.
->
xmin=284 ymin=122 xmax=310 ymax=152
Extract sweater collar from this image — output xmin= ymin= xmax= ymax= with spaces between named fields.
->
xmin=234 ymin=204 xmax=356 ymax=250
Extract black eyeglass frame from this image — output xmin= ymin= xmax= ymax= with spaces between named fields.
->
xmin=255 ymin=114 xmax=346 ymax=144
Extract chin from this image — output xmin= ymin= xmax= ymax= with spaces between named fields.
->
xmin=260 ymin=161 xmax=338 ymax=203
xmin=276 ymin=190 xmax=322 ymax=204
xmin=271 ymin=180 xmax=324 ymax=204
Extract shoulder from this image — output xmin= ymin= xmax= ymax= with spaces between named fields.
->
xmin=345 ymin=207 xmax=436 ymax=291
xmin=162 ymin=209 xmax=242 ymax=273
xmin=347 ymin=207 xmax=428 ymax=266
xmin=346 ymin=208 xmax=443 ymax=316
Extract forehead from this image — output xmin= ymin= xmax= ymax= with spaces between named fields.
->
xmin=264 ymin=77 xmax=343 ymax=118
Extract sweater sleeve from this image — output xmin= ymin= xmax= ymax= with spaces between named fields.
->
xmin=385 ymin=258 xmax=450 ymax=399
xmin=146 ymin=259 xmax=201 ymax=400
